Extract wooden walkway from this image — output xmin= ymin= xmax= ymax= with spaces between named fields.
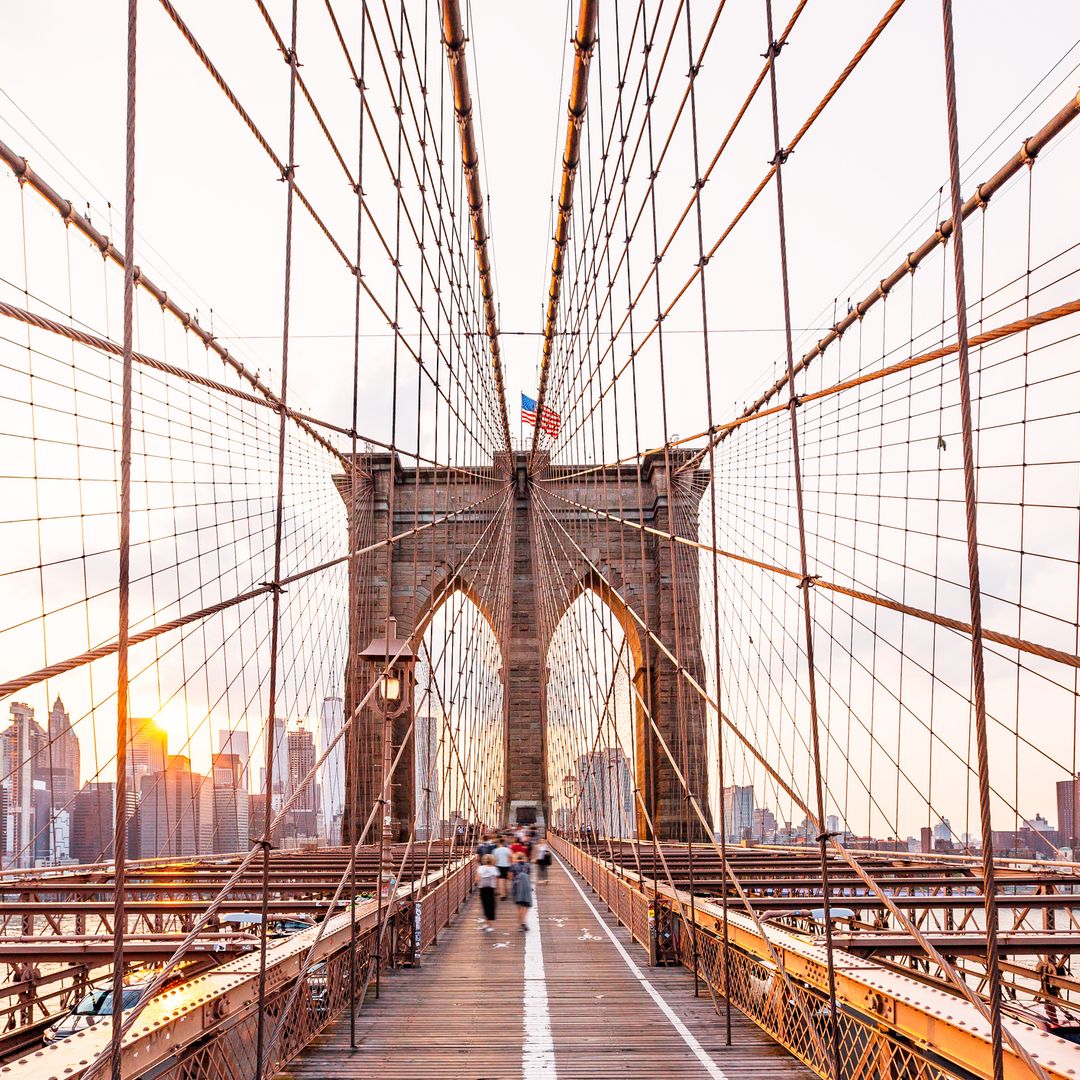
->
xmin=281 ymin=855 xmax=815 ymax=1079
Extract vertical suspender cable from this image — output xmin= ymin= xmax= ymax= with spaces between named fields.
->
xmin=531 ymin=0 xmax=598 ymax=462
xmin=762 ymin=0 xmax=840 ymax=1074
xmin=683 ymin=0 xmax=733 ymax=1041
xmin=254 ymin=2 xmax=300 ymax=1076
xmin=348 ymin=0 xmax=369 ymax=1048
xmin=939 ymin=4 xmax=1005 ymax=1077
xmin=110 ymin=1 xmax=138 ymax=1076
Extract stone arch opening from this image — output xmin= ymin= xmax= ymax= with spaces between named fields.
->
xmin=544 ymin=581 xmax=646 ymax=839
xmin=415 ymin=588 xmax=506 ymax=835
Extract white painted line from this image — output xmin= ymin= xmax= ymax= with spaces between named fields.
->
xmin=554 ymin=853 xmax=729 ymax=1080
xmin=523 ymin=880 xmax=557 ymax=1079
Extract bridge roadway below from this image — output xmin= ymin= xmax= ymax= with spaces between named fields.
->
xmin=281 ymin=853 xmax=814 ymax=1079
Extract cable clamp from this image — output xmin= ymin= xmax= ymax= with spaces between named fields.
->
xmin=1019 ymin=137 xmax=1036 ymax=167
xmin=815 ymin=830 xmax=840 ymax=844
xmin=762 ymin=40 xmax=785 ymax=59
xmin=787 ymin=394 xmax=803 ymax=412
xmin=260 ymin=580 xmax=286 ymax=594
xmin=250 ymin=836 xmax=275 ymax=851
xmin=797 ymin=573 xmax=819 ymax=590
xmin=279 ymin=164 xmax=296 ymax=184
xmin=769 ymin=147 xmax=790 ymax=167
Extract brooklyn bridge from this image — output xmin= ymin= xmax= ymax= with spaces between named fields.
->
xmin=0 ymin=0 xmax=1078 ymax=1077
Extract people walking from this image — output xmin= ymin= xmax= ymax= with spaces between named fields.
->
xmin=533 ymin=836 xmax=550 ymax=883
xmin=476 ymin=854 xmax=498 ymax=931
xmin=510 ymin=852 xmax=533 ymax=930
xmin=492 ymin=836 xmax=512 ymax=899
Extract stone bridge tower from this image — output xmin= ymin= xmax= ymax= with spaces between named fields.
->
xmin=338 ymin=450 xmax=709 ymax=843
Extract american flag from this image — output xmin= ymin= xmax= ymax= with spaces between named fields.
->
xmin=521 ymin=393 xmax=561 ymax=438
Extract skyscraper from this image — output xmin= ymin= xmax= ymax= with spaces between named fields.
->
xmin=318 ymin=697 xmax=345 ymax=844
xmin=217 ymin=727 xmax=251 ymax=789
xmin=721 ymin=784 xmax=755 ymax=842
xmin=414 ymin=709 xmax=439 ymax=840
xmin=135 ymin=755 xmax=205 ymax=859
xmin=47 ymin=696 xmax=80 ymax=814
xmin=2 ymin=702 xmax=47 ymax=867
xmin=211 ymin=752 xmax=249 ymax=854
xmin=288 ymin=725 xmax=316 ymax=811
xmin=127 ymin=717 xmax=168 ymax=778
xmin=1057 ymin=777 xmax=1079 ymax=851
xmin=70 ymin=782 xmax=116 ymax=863
xmin=576 ymin=748 xmax=635 ymax=838
xmin=259 ymin=715 xmax=287 ymax=809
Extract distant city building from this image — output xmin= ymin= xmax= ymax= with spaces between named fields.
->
xmin=751 ymin=806 xmax=777 ymax=841
xmin=318 ymin=697 xmax=345 ymax=844
xmin=46 ymin=696 xmax=80 ymax=814
xmin=211 ymin=752 xmax=249 ymax=854
xmin=1058 ymin=777 xmax=1079 ymax=851
xmin=2 ymin=702 xmax=47 ymax=867
xmin=414 ymin=709 xmax=439 ymax=840
xmin=721 ymin=784 xmax=754 ymax=842
xmin=260 ymin=716 xmax=288 ymax=809
xmin=576 ymin=748 xmax=635 ymax=838
xmin=70 ymin=782 xmax=116 ymax=863
xmin=992 ymin=814 xmax=1062 ymax=858
xmin=135 ymin=755 xmax=206 ymax=859
xmin=288 ymin=725 xmax=317 ymax=813
xmin=217 ymin=728 xmax=251 ymax=790
xmin=127 ymin=717 xmax=168 ymax=778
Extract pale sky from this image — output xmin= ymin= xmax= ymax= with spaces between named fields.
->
xmin=0 ymin=1 xmax=1078 ymax=844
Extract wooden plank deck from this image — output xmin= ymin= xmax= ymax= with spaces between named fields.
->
xmin=281 ymin=855 xmax=815 ymax=1079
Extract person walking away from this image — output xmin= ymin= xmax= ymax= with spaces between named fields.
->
xmin=493 ymin=837 xmax=512 ymax=899
xmin=510 ymin=852 xmax=533 ymax=931
xmin=476 ymin=854 xmax=498 ymax=931
xmin=476 ymin=833 xmax=494 ymax=858
xmin=533 ymin=836 xmax=549 ymax=884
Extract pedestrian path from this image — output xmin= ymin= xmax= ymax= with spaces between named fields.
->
xmin=281 ymin=856 xmax=815 ymax=1079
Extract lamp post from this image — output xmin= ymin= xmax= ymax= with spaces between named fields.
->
xmin=358 ymin=617 xmax=416 ymax=882
xmin=562 ymin=772 xmax=576 ymax=842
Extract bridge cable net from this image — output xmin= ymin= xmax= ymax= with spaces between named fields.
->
xmin=0 ymin=0 xmax=1077 ymax=1079
xmin=532 ymin=2 xmax=1080 ymax=1080
xmin=0 ymin=0 xmax=513 ymax=1075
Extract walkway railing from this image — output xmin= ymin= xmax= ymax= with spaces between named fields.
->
xmin=550 ymin=834 xmax=1080 ymax=1080
xmin=13 ymin=855 xmax=475 ymax=1079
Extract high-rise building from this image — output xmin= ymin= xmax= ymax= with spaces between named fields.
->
xmin=288 ymin=725 xmax=317 ymax=811
xmin=217 ymin=728 xmax=251 ymax=789
xmin=318 ymin=697 xmax=345 ymax=845
xmin=46 ymin=696 xmax=80 ymax=814
xmin=414 ymin=709 xmax=439 ymax=840
xmin=70 ymin=782 xmax=116 ymax=863
xmin=2 ymin=702 xmax=47 ymax=867
xmin=721 ymin=784 xmax=755 ymax=842
xmin=1057 ymin=777 xmax=1079 ymax=851
xmin=576 ymin=748 xmax=635 ymax=838
xmin=127 ymin=717 xmax=168 ymax=777
xmin=211 ymin=752 xmax=250 ymax=854
xmin=135 ymin=755 xmax=205 ymax=859
xmin=259 ymin=715 xmax=288 ymax=809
